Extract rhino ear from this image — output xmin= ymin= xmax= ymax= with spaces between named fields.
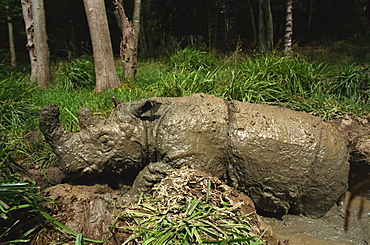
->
xmin=131 ymin=100 xmax=162 ymax=118
xmin=78 ymin=107 xmax=103 ymax=129
xmin=112 ymin=97 xmax=124 ymax=108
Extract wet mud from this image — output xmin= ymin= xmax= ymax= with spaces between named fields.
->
xmin=263 ymin=193 xmax=370 ymax=245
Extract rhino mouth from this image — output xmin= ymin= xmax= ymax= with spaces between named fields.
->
xmin=62 ymin=153 xmax=146 ymax=189
xmin=61 ymin=165 xmax=142 ymax=190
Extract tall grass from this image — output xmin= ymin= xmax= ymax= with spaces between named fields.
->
xmin=330 ymin=64 xmax=370 ymax=102
xmin=0 ymin=135 xmax=50 ymax=244
xmin=152 ymin=48 xmax=369 ymax=117
xmin=223 ymin=54 xmax=328 ymax=103
xmin=0 ymin=73 xmax=38 ymax=133
xmin=52 ymin=56 xmax=95 ymax=90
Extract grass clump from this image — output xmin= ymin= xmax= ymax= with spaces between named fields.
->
xmin=118 ymin=167 xmax=265 ymax=245
xmin=0 ymin=73 xmax=38 ymax=133
xmin=329 ymin=64 xmax=370 ymax=102
xmin=166 ymin=47 xmax=218 ymax=71
xmin=155 ymin=47 xmax=221 ymax=97
xmin=0 ymin=136 xmax=50 ymax=244
xmin=223 ymin=54 xmax=328 ymax=103
xmin=52 ymin=56 xmax=95 ymax=90
xmin=0 ymin=177 xmax=49 ymax=244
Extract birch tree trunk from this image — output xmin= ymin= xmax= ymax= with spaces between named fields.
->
xmin=6 ymin=5 xmax=16 ymax=68
xmin=83 ymin=0 xmax=121 ymax=93
xmin=114 ymin=0 xmax=137 ymax=81
xmin=284 ymin=0 xmax=293 ymax=56
xmin=21 ymin=0 xmax=37 ymax=81
xmin=32 ymin=0 xmax=50 ymax=88
xmin=133 ymin=0 xmax=141 ymax=49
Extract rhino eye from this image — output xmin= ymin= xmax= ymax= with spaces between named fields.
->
xmin=98 ymin=134 xmax=114 ymax=152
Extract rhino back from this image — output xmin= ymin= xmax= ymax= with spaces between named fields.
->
xmin=227 ymin=100 xmax=349 ymax=216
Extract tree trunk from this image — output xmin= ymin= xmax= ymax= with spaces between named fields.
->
xmin=6 ymin=5 xmax=16 ymax=68
xmin=133 ymin=0 xmax=141 ymax=49
xmin=114 ymin=0 xmax=137 ymax=81
xmin=113 ymin=0 xmax=123 ymax=33
xmin=83 ymin=0 xmax=121 ymax=93
xmin=32 ymin=0 xmax=50 ymax=88
xmin=258 ymin=0 xmax=273 ymax=53
xmin=21 ymin=0 xmax=37 ymax=81
xmin=265 ymin=0 xmax=273 ymax=51
xmin=308 ymin=0 xmax=314 ymax=29
xmin=284 ymin=0 xmax=293 ymax=56
xmin=258 ymin=0 xmax=267 ymax=52
xmin=247 ymin=0 xmax=257 ymax=43
xmin=213 ymin=8 xmax=218 ymax=44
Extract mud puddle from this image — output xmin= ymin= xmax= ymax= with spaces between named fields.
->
xmin=262 ymin=193 xmax=370 ymax=245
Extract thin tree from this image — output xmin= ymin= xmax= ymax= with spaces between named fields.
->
xmin=308 ymin=0 xmax=314 ymax=31
xmin=133 ymin=0 xmax=141 ymax=49
xmin=21 ymin=0 xmax=37 ymax=81
xmin=6 ymin=5 xmax=16 ymax=68
xmin=114 ymin=0 xmax=137 ymax=81
xmin=258 ymin=0 xmax=273 ymax=53
xmin=284 ymin=0 xmax=293 ymax=56
xmin=247 ymin=0 xmax=257 ymax=43
xmin=32 ymin=0 xmax=50 ymax=88
xmin=83 ymin=0 xmax=121 ymax=93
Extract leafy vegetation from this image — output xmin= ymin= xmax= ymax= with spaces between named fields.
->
xmin=118 ymin=167 xmax=265 ymax=245
xmin=1 ymin=46 xmax=370 ymax=243
xmin=0 ymin=136 xmax=48 ymax=244
xmin=120 ymin=196 xmax=262 ymax=245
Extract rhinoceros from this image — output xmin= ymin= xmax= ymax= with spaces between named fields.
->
xmin=39 ymin=93 xmax=349 ymax=217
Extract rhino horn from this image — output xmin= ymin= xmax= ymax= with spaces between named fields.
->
xmin=39 ymin=104 xmax=72 ymax=144
xmin=78 ymin=107 xmax=103 ymax=129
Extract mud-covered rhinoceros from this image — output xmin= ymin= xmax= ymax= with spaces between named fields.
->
xmin=39 ymin=93 xmax=349 ymax=218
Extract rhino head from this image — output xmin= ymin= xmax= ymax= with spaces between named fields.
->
xmin=39 ymin=99 xmax=150 ymax=184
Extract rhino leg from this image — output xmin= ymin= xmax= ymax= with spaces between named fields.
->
xmin=129 ymin=162 xmax=173 ymax=195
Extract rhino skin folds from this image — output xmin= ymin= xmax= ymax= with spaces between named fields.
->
xmin=39 ymin=93 xmax=349 ymax=218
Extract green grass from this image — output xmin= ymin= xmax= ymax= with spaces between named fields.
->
xmin=0 ymin=136 xmax=49 ymax=244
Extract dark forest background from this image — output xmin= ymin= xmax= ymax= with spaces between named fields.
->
xmin=1 ymin=0 xmax=370 ymax=64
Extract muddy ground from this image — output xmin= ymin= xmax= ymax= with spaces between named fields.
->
xmin=26 ymin=113 xmax=370 ymax=244
xmin=263 ymin=193 xmax=370 ymax=245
